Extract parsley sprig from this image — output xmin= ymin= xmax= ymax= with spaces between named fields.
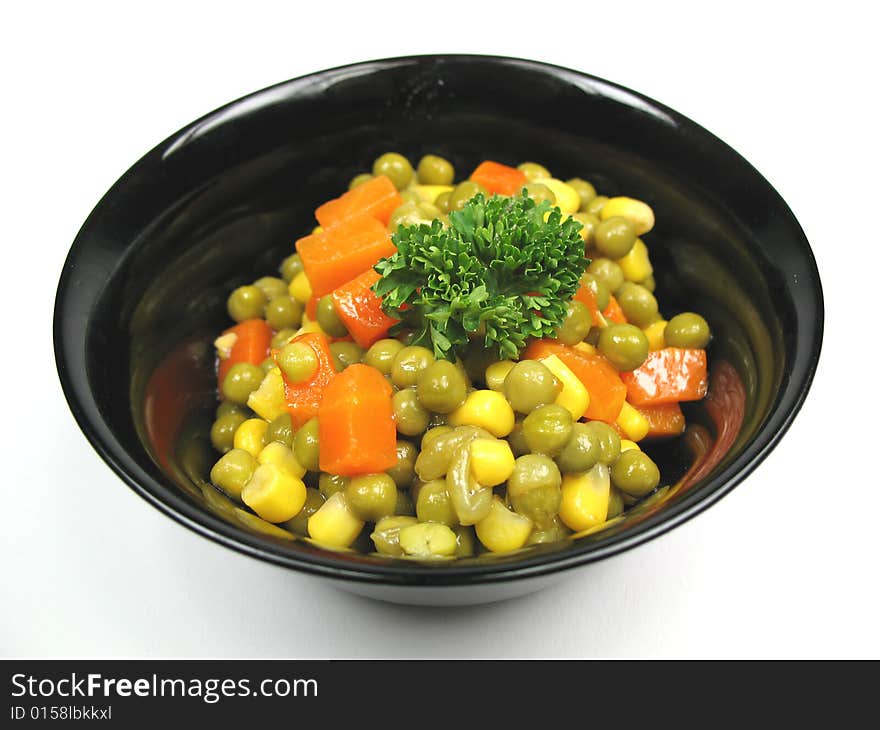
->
xmin=372 ymin=192 xmax=589 ymax=361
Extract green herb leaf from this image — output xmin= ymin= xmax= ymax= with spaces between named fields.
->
xmin=373 ymin=192 xmax=589 ymax=361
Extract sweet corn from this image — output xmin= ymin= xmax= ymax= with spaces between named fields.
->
xmin=600 ymin=196 xmax=655 ymax=236
xmin=448 ymin=390 xmax=515 ymax=437
xmin=643 ymin=319 xmax=668 ymax=351
xmin=312 ymin=225 xmax=323 ymax=235
xmin=257 ymin=441 xmax=306 ymax=479
xmin=616 ymin=238 xmax=653 ymax=282
xmin=573 ymin=342 xmax=597 ymax=356
xmin=619 ymin=439 xmax=641 ymax=453
xmin=214 ymin=332 xmax=238 ymax=360
xmin=371 ymin=516 xmax=419 ymax=556
xmin=234 ymin=507 xmax=295 ymax=540
xmin=410 ymin=184 xmax=454 ymax=204
xmin=247 ymin=368 xmax=288 ymax=421
xmin=241 ymin=463 xmax=307 ymax=523
xmin=539 ymin=354 xmax=590 ymax=420
xmin=475 ymin=496 xmax=534 ymax=553
xmin=469 ymin=438 xmax=516 ymax=487
xmin=296 ymin=319 xmax=326 ymax=337
xmin=233 ymin=418 xmax=269 ymax=457
xmin=398 ymin=522 xmax=458 ymax=558
xmin=558 ymin=464 xmax=610 ymax=532
xmin=307 ymin=492 xmax=364 ymax=548
xmin=616 ymin=401 xmax=650 ymax=442
xmin=485 ymin=360 xmax=515 ymax=391
xmin=288 ymin=270 xmax=313 ymax=304
xmin=535 ymin=178 xmax=580 ymax=215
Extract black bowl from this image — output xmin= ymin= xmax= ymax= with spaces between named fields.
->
xmin=54 ymin=55 xmax=822 ymax=605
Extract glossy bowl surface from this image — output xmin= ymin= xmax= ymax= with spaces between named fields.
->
xmin=54 ymin=55 xmax=822 ymax=605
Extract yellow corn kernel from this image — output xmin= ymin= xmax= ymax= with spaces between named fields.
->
xmin=295 ymin=320 xmax=325 ymax=337
xmin=469 ymin=438 xmax=516 ymax=487
xmin=398 ymin=522 xmax=458 ymax=558
xmin=312 ymin=225 xmax=323 ymax=235
xmin=559 ymin=465 xmax=611 ymax=532
xmin=475 ymin=496 xmax=534 ymax=553
xmin=241 ymin=463 xmax=307 ymax=523
xmin=257 ymin=441 xmax=306 ymax=479
xmin=573 ymin=342 xmax=597 ymax=356
xmin=288 ymin=270 xmax=313 ymax=304
xmin=246 ymin=368 xmax=288 ymax=422
xmin=214 ymin=332 xmax=238 ymax=360
xmin=539 ymin=354 xmax=590 ymax=421
xmin=616 ymin=401 xmax=650 ymax=442
xmin=619 ymin=439 xmax=641 ymax=453
xmin=234 ymin=508 xmax=296 ymax=539
xmin=643 ymin=319 xmax=668 ymax=351
xmin=535 ymin=178 xmax=580 ymax=215
xmin=448 ymin=390 xmax=515 ymax=437
xmin=600 ymin=196 xmax=655 ymax=236
xmin=410 ymin=184 xmax=454 ymax=204
xmin=485 ymin=360 xmax=515 ymax=391
xmin=233 ymin=418 xmax=269 ymax=457
xmin=308 ymin=492 xmax=365 ymax=549
xmin=616 ymin=238 xmax=653 ymax=282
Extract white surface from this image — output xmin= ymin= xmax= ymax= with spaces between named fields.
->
xmin=2 ymin=1 xmax=877 ymax=658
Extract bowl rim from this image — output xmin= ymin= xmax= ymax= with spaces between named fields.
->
xmin=54 ymin=53 xmax=824 ymax=586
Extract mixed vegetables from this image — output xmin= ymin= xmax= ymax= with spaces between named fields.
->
xmin=207 ymin=152 xmax=711 ymax=559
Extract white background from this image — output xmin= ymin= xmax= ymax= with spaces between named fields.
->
xmin=2 ymin=1 xmax=877 ymax=658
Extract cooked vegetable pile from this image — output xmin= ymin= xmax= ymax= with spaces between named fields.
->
xmin=207 ymin=153 xmax=712 ymax=559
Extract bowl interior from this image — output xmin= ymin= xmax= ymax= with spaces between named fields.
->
xmin=56 ymin=56 xmax=821 ymax=583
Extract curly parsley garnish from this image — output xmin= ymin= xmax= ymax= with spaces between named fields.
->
xmin=372 ymin=193 xmax=589 ymax=361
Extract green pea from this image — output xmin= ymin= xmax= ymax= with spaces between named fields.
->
xmin=485 ymin=360 xmax=515 ymax=392
xmin=665 ymin=312 xmax=711 ymax=349
xmin=526 ymin=516 xmax=570 ymax=545
xmin=588 ymin=258 xmax=625 ymax=293
xmin=391 ymin=345 xmax=435 ymax=389
xmin=216 ymin=401 xmax=247 ymax=420
xmin=611 ymin=450 xmax=661 ymax=497
xmin=363 ymin=339 xmax=405 ymax=375
xmin=318 ymin=472 xmax=349 ymax=499
xmin=416 ymin=479 xmax=457 ymax=525
xmin=454 ymin=525 xmax=476 ymax=557
xmin=579 ymin=273 xmax=610 ymax=311
xmin=293 ymin=417 xmax=320 ymax=471
xmin=417 ymin=155 xmax=455 ymax=185
xmin=583 ymin=421 xmax=620 ymax=465
xmin=435 ymin=191 xmax=452 ymax=214
xmin=510 ymin=482 xmax=562 ymax=527
xmin=389 ymin=201 xmax=432 ymax=231
xmin=283 ymin=488 xmax=325 ymax=535
xmin=210 ymin=448 xmax=257 ymax=499
xmin=416 ymin=360 xmax=468 ymax=414
xmin=210 ymin=412 xmax=247 ymax=453
xmin=616 ymin=283 xmax=659 ymax=327
xmin=584 ymin=195 xmax=608 ymax=216
xmin=572 ymin=212 xmax=600 ymax=245
xmin=387 ymin=440 xmax=418 ymax=489
xmin=316 ymin=295 xmax=348 ymax=338
xmin=393 ymin=388 xmax=431 ymax=437
xmin=265 ymin=296 xmax=303 ymax=331
xmin=277 ymin=342 xmax=318 ymax=383
xmin=395 ymin=490 xmax=416 ymax=517
xmin=503 ymin=360 xmax=558 ymax=414
xmin=259 ymin=357 xmax=275 ymax=374
xmin=507 ymin=418 xmax=530 ymax=456
xmin=566 ymin=178 xmax=597 ymax=210
xmin=265 ymin=412 xmax=294 ymax=448
xmin=349 ymin=173 xmax=373 ymax=190
xmin=508 ymin=454 xmax=562 ymax=497
xmin=520 ymin=183 xmax=555 ymax=206
xmin=346 ymin=473 xmax=398 ymax=522
xmin=271 ymin=328 xmax=297 ymax=349
xmin=279 ymin=253 xmax=303 ymax=283
xmin=448 ymin=181 xmax=488 ymax=212
xmin=372 ymin=152 xmax=414 ymax=190
xmin=598 ymin=323 xmax=650 ymax=371
xmin=640 ymin=274 xmax=656 ymax=293
xmin=227 ymin=285 xmax=267 ymax=322
xmin=221 ymin=363 xmax=264 ymax=405
xmin=556 ymin=422 xmax=601 ymax=473
xmin=371 ymin=515 xmax=419 ymax=555
xmin=594 ymin=216 xmax=637 ymax=259
xmin=517 ymin=161 xmax=551 ymax=181
xmin=253 ymin=276 xmax=288 ymax=302
xmin=607 ymin=488 xmax=625 ymax=519
xmin=522 ymin=404 xmax=573 ymax=456
xmin=330 ymin=341 xmax=364 ymax=371
xmin=556 ymin=300 xmax=592 ymax=346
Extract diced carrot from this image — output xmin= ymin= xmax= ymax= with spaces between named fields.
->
xmin=276 ymin=332 xmax=337 ymax=427
xmin=318 ymin=363 xmax=397 ymax=476
xmin=573 ymin=285 xmax=605 ymax=327
xmin=331 ymin=269 xmax=399 ymax=349
xmin=620 ymin=348 xmax=708 ymax=406
xmin=305 ymin=295 xmax=319 ymax=321
xmin=602 ymin=295 xmax=627 ymax=324
xmin=216 ymin=319 xmax=273 ymax=389
xmin=469 ymin=160 xmax=527 ymax=196
xmin=296 ymin=215 xmax=396 ymax=297
xmin=522 ymin=339 xmax=627 ymax=423
xmin=315 ymin=175 xmax=402 ymax=228
xmin=636 ymin=402 xmax=686 ymax=438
